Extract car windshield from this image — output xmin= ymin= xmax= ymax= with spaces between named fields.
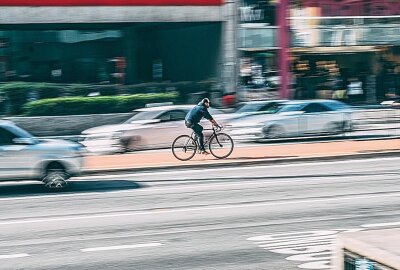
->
xmin=324 ymin=101 xmax=351 ymax=111
xmin=237 ymin=103 xmax=265 ymax=114
xmin=237 ymin=102 xmax=285 ymax=114
xmin=8 ymin=124 xmax=35 ymax=139
xmin=124 ymin=110 xmax=162 ymax=123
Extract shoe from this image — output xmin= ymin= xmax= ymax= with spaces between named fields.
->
xmin=201 ymin=150 xmax=210 ymax=155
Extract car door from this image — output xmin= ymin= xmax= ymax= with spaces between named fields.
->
xmin=302 ymin=103 xmax=333 ymax=135
xmin=149 ymin=110 xmax=188 ymax=147
xmin=0 ymin=127 xmax=32 ymax=180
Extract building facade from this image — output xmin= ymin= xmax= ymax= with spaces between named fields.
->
xmin=0 ymin=0 xmax=237 ymax=93
xmin=239 ymin=0 xmax=400 ymax=102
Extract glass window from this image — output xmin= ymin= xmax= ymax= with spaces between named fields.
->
xmin=158 ymin=111 xmax=172 ymax=122
xmin=124 ymin=110 xmax=163 ymax=123
xmin=278 ymin=103 xmax=305 ymax=113
xmin=303 ymin=103 xmax=330 ymax=114
xmin=324 ymin=101 xmax=350 ymax=111
xmin=169 ymin=110 xmax=187 ymax=121
xmin=237 ymin=103 xmax=265 ymax=114
xmin=0 ymin=127 xmax=17 ymax=145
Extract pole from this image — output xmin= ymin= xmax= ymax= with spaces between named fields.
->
xmin=277 ymin=0 xmax=290 ymax=99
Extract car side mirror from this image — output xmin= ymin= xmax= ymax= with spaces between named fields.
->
xmin=13 ymin=137 xmax=36 ymax=145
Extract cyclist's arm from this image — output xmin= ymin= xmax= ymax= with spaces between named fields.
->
xmin=203 ymin=108 xmax=219 ymax=127
xmin=210 ymin=119 xmax=219 ymax=127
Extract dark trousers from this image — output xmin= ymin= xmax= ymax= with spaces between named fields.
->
xmin=186 ymin=121 xmax=205 ymax=151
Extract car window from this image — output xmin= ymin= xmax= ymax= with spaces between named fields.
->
xmin=324 ymin=101 xmax=350 ymax=111
xmin=158 ymin=110 xmax=186 ymax=122
xmin=0 ymin=127 xmax=17 ymax=146
xmin=124 ymin=110 xmax=162 ymax=123
xmin=236 ymin=103 xmax=264 ymax=114
xmin=158 ymin=112 xmax=171 ymax=122
xmin=278 ymin=103 xmax=305 ymax=113
xmin=170 ymin=110 xmax=187 ymax=121
xmin=303 ymin=103 xmax=330 ymax=114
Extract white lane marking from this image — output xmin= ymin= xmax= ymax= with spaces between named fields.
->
xmin=78 ymin=156 xmax=400 ymax=180
xmin=0 ymin=172 xmax=392 ymax=202
xmin=0 ymin=192 xmax=398 ymax=226
xmin=361 ymin=221 xmax=400 ymax=228
xmin=81 ymin=243 xmax=163 ymax=252
xmin=0 ymin=253 xmax=30 ymax=259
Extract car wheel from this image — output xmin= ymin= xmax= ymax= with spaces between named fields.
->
xmin=123 ymin=136 xmax=142 ymax=152
xmin=264 ymin=125 xmax=284 ymax=139
xmin=42 ymin=163 xmax=69 ymax=190
xmin=327 ymin=122 xmax=343 ymax=135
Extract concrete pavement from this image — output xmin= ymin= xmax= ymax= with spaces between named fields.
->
xmin=84 ymin=138 xmax=400 ymax=173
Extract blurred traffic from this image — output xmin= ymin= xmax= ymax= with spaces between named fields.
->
xmin=76 ymin=98 xmax=399 ymax=155
xmin=81 ymin=103 xmax=235 ymax=154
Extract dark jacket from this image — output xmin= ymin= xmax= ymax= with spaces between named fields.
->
xmin=185 ymin=102 xmax=213 ymax=125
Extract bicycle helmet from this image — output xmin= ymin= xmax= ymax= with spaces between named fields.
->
xmin=201 ymin=98 xmax=210 ymax=105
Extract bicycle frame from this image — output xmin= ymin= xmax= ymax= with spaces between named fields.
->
xmin=190 ymin=126 xmax=223 ymax=149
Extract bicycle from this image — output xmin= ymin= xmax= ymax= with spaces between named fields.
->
xmin=172 ymin=125 xmax=234 ymax=161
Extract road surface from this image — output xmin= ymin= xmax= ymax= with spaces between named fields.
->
xmin=0 ymin=157 xmax=399 ymax=269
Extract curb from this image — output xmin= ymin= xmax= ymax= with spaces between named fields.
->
xmin=83 ymin=150 xmax=400 ymax=176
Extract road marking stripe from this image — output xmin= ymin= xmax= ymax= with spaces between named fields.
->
xmin=361 ymin=221 xmax=400 ymax=228
xmin=81 ymin=243 xmax=163 ymax=252
xmin=0 ymin=192 xmax=398 ymax=226
xmin=0 ymin=254 xmax=30 ymax=259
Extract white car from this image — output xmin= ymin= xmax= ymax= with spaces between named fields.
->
xmin=227 ymin=100 xmax=353 ymax=140
xmin=81 ymin=105 xmax=231 ymax=154
xmin=0 ymin=121 xmax=84 ymax=189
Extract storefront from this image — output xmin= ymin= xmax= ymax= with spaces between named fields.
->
xmin=0 ymin=0 xmax=237 ymax=93
xmin=291 ymin=46 xmax=390 ymax=103
xmin=0 ymin=23 xmax=221 ymax=84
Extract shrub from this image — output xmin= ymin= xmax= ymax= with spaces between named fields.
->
xmin=1 ymin=79 xmax=216 ymax=115
xmin=23 ymin=92 xmax=179 ymax=116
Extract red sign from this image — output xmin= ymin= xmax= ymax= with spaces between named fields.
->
xmin=0 ymin=0 xmax=223 ymax=5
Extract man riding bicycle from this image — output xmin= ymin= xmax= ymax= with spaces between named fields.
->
xmin=185 ymin=98 xmax=220 ymax=155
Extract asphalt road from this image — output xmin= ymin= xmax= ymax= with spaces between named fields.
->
xmin=0 ymin=157 xmax=400 ymax=270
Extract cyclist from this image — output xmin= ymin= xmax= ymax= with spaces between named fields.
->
xmin=185 ymin=98 xmax=220 ymax=155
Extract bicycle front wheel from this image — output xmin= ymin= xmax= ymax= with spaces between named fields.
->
xmin=209 ymin=133 xmax=234 ymax=159
xmin=172 ymin=135 xmax=197 ymax=161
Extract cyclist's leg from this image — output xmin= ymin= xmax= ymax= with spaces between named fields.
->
xmin=192 ymin=124 xmax=205 ymax=151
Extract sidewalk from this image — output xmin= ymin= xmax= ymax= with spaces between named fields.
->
xmin=83 ymin=138 xmax=400 ymax=174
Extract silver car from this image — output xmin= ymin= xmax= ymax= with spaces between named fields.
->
xmin=228 ymin=100 xmax=353 ymax=140
xmin=81 ymin=105 xmax=231 ymax=154
xmin=0 ymin=121 xmax=84 ymax=189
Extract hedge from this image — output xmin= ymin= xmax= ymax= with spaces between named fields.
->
xmin=23 ymin=92 xmax=179 ymax=116
xmin=0 ymin=80 xmax=217 ymax=115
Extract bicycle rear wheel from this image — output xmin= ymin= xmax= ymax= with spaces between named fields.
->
xmin=172 ymin=135 xmax=197 ymax=161
xmin=209 ymin=133 xmax=234 ymax=159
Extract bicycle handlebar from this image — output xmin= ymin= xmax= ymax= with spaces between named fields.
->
xmin=214 ymin=125 xmax=223 ymax=132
